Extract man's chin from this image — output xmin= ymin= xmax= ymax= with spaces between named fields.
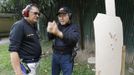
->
xmin=33 ymin=20 xmax=38 ymax=23
xmin=60 ymin=22 xmax=66 ymax=25
xmin=31 ymin=21 xmax=37 ymax=24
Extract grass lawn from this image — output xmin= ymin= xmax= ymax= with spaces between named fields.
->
xmin=0 ymin=42 xmax=95 ymax=75
xmin=0 ymin=44 xmax=14 ymax=75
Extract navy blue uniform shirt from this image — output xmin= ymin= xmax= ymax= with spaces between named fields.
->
xmin=48 ymin=23 xmax=80 ymax=53
xmin=9 ymin=18 xmax=42 ymax=60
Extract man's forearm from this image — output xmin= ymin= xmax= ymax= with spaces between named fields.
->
xmin=10 ymin=52 xmax=22 ymax=75
xmin=56 ymin=31 xmax=63 ymax=39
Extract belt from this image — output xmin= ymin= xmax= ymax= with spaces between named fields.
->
xmin=22 ymin=58 xmax=40 ymax=63
xmin=53 ymin=50 xmax=72 ymax=55
xmin=53 ymin=46 xmax=73 ymax=51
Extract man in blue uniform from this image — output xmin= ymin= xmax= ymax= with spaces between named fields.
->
xmin=9 ymin=4 xmax=41 ymax=75
xmin=47 ymin=6 xmax=80 ymax=75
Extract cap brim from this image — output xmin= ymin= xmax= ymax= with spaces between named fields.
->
xmin=56 ymin=10 xmax=67 ymax=15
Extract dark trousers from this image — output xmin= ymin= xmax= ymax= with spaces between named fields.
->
xmin=52 ymin=52 xmax=73 ymax=75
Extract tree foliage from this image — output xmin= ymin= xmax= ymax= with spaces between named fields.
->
xmin=0 ymin=0 xmax=57 ymax=19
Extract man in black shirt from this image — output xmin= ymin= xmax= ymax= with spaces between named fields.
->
xmin=47 ymin=6 xmax=80 ymax=75
xmin=9 ymin=4 xmax=41 ymax=75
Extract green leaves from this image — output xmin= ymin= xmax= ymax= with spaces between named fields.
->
xmin=0 ymin=0 xmax=56 ymax=19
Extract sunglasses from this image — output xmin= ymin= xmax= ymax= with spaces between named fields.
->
xmin=30 ymin=12 xmax=40 ymax=16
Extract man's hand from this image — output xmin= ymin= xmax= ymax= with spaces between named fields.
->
xmin=47 ymin=21 xmax=63 ymax=38
xmin=47 ymin=21 xmax=57 ymax=34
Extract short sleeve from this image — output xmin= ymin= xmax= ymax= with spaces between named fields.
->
xmin=8 ymin=23 xmax=24 ymax=52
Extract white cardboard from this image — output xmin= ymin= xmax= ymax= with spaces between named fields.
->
xmin=94 ymin=13 xmax=123 ymax=75
xmin=105 ymin=0 xmax=116 ymax=16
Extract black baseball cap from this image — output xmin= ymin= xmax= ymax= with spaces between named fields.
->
xmin=57 ymin=7 xmax=72 ymax=15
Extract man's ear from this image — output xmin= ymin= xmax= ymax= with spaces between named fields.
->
xmin=68 ymin=13 xmax=72 ymax=18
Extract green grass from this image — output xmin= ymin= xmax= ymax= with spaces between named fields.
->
xmin=38 ymin=41 xmax=95 ymax=75
xmin=0 ymin=42 xmax=95 ymax=75
xmin=0 ymin=44 xmax=14 ymax=75
xmin=37 ymin=56 xmax=51 ymax=75
xmin=37 ymin=55 xmax=95 ymax=75
xmin=73 ymin=63 xmax=95 ymax=75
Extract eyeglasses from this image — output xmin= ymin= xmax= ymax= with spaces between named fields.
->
xmin=30 ymin=12 xmax=40 ymax=16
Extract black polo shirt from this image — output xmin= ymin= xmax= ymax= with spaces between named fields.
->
xmin=9 ymin=18 xmax=42 ymax=60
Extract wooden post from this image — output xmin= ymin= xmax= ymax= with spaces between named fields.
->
xmin=121 ymin=45 xmax=126 ymax=75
